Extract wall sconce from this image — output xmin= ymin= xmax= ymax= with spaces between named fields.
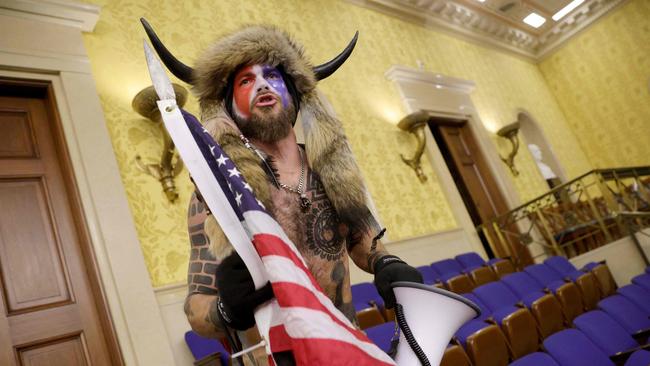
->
xmin=398 ymin=110 xmax=430 ymax=183
xmin=497 ymin=121 xmax=521 ymax=177
xmin=132 ymin=83 xmax=188 ymax=202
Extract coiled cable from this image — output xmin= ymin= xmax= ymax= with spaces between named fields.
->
xmin=395 ymin=303 xmax=431 ymax=366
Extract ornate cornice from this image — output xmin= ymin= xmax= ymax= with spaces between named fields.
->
xmin=347 ymin=0 xmax=628 ymax=62
xmin=0 ymin=0 xmax=100 ymax=32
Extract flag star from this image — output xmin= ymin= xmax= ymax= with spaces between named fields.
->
xmin=202 ymin=127 xmax=210 ymax=134
xmin=235 ymin=192 xmax=243 ymax=206
xmin=256 ymin=199 xmax=265 ymax=209
xmin=216 ymin=154 xmax=229 ymax=166
xmin=243 ymin=182 xmax=253 ymax=192
xmin=227 ymin=182 xmax=233 ymax=192
xmin=228 ymin=167 xmax=241 ymax=178
xmin=209 ymin=145 xmax=217 ymax=156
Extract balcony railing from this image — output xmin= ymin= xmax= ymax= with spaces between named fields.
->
xmin=477 ymin=166 xmax=650 ymax=266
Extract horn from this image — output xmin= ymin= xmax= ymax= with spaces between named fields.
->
xmin=140 ymin=18 xmax=194 ymax=84
xmin=391 ymin=282 xmax=480 ymax=366
xmin=313 ymin=31 xmax=359 ymax=80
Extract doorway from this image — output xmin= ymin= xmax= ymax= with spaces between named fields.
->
xmin=429 ymin=117 xmax=533 ymax=266
xmin=0 ymin=78 xmax=122 ymax=365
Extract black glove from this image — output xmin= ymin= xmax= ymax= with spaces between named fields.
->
xmin=373 ymin=255 xmax=423 ymax=309
xmin=215 ymin=252 xmax=274 ymax=330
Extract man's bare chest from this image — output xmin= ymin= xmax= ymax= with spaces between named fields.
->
xmin=269 ymin=170 xmax=349 ymax=262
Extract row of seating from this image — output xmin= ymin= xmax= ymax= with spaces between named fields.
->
xmin=360 ymin=254 xmax=650 ymax=366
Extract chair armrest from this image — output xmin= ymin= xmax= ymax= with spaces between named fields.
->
xmin=194 ymin=352 xmax=223 ymax=366
xmin=633 ymin=327 xmax=650 ymax=342
xmin=610 ymin=344 xmax=650 ymax=366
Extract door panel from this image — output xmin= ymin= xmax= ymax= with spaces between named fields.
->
xmin=0 ymin=109 xmax=38 ymax=158
xmin=0 ymin=178 xmax=72 ymax=314
xmin=18 ymin=335 xmax=89 ymax=366
xmin=0 ymin=90 xmax=115 ymax=365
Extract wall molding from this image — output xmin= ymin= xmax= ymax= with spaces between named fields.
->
xmin=347 ymin=0 xmax=628 ymax=62
xmin=0 ymin=0 xmax=100 ymax=32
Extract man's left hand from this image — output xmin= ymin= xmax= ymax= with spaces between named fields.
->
xmin=373 ymin=255 xmax=423 ymax=309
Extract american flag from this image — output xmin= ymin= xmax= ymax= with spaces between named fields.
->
xmin=174 ymin=109 xmax=395 ymax=366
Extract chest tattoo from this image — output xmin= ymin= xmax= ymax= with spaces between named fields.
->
xmin=303 ymin=171 xmax=348 ymax=261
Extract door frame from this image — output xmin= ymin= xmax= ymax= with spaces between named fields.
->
xmin=386 ymin=65 xmax=524 ymax=259
xmin=0 ymin=2 xmax=175 ymax=365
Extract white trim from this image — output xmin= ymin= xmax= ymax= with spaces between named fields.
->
xmin=0 ymin=0 xmax=100 ymax=32
xmin=0 ymin=4 xmax=175 ymax=365
xmin=346 ymin=0 xmax=628 ymax=62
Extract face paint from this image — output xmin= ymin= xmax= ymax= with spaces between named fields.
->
xmin=232 ymin=64 xmax=291 ymax=119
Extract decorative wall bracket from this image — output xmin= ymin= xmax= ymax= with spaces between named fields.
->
xmin=398 ymin=110 xmax=430 ymax=183
xmin=497 ymin=121 xmax=521 ymax=177
xmin=132 ymin=83 xmax=188 ymax=202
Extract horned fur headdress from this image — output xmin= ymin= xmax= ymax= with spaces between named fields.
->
xmin=141 ymin=19 xmax=376 ymax=258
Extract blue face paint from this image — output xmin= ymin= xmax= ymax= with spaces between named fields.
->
xmin=261 ymin=65 xmax=290 ymax=108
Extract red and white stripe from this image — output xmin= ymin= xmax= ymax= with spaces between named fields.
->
xmin=245 ymin=211 xmax=396 ymax=365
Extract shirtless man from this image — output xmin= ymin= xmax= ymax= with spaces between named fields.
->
xmin=142 ymin=22 xmax=423 ymax=360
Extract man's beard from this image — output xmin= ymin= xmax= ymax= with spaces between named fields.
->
xmin=234 ymin=102 xmax=296 ymax=143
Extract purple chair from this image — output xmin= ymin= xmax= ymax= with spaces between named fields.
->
xmin=351 ymin=282 xmax=383 ymax=312
xmin=454 ymin=293 xmax=491 ymax=346
xmin=501 ymin=272 xmax=549 ymax=306
xmin=544 ymin=256 xmax=584 ymax=281
xmin=632 ymin=273 xmax=650 ymax=292
xmin=598 ymin=295 xmax=650 ymax=337
xmin=544 ymin=329 xmax=650 ymax=366
xmin=364 ymin=322 xmax=394 ymax=354
xmin=544 ymin=257 xmax=601 ymax=311
xmin=185 ymin=330 xmax=230 ymax=365
xmin=416 ymin=265 xmax=439 ymax=285
xmin=573 ymin=311 xmax=641 ymax=359
xmin=524 ymin=263 xmax=567 ymax=291
xmin=509 ymin=352 xmax=560 ymax=366
xmin=472 ymin=281 xmax=522 ymax=317
xmin=455 ymin=252 xmax=486 ymax=270
xmin=431 ymin=259 xmax=464 ymax=280
xmin=501 ymin=272 xmax=565 ymax=338
xmin=431 ymin=259 xmax=476 ymax=293
xmin=524 ymin=263 xmax=584 ymax=321
xmin=618 ymin=284 xmax=650 ymax=314
xmin=473 ymin=282 xmax=541 ymax=359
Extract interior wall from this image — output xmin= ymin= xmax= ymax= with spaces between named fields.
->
xmin=81 ymin=0 xmax=591 ymax=287
xmin=539 ymin=0 xmax=650 ymax=169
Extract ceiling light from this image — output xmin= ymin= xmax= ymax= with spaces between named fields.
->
xmin=523 ymin=12 xmax=546 ymax=28
xmin=552 ymin=0 xmax=585 ymax=21
xmin=476 ymin=0 xmax=486 ymax=2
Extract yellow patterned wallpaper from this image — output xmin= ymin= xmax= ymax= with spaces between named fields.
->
xmin=82 ymin=0 xmax=590 ymax=287
xmin=540 ymin=0 xmax=650 ymax=169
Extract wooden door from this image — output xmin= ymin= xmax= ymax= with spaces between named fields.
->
xmin=431 ymin=119 xmax=532 ymax=266
xmin=0 ymin=81 xmax=120 ymax=365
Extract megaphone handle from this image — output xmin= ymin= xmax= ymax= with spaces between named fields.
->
xmin=395 ymin=304 xmax=431 ymax=366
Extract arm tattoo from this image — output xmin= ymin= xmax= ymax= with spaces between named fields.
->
xmin=187 ymin=192 xmax=219 ymax=295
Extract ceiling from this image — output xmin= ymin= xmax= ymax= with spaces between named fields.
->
xmin=347 ymin=0 xmax=627 ymax=61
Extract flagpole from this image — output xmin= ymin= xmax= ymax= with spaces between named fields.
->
xmin=143 ymin=42 xmax=275 ymax=359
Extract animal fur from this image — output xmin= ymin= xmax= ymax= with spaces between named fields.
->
xmin=192 ymin=25 xmax=374 ymax=257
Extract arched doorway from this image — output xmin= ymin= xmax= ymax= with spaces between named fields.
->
xmin=518 ymin=111 xmax=567 ymax=188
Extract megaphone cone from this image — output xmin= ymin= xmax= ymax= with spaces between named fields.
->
xmin=391 ymin=281 xmax=480 ymax=366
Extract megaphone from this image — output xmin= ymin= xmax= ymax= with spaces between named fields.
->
xmin=391 ymin=281 xmax=481 ymax=366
